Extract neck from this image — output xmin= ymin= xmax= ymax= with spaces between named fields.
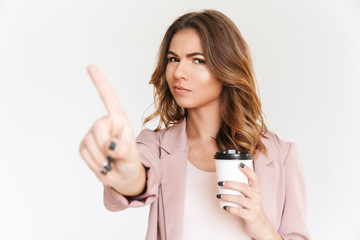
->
xmin=185 ymin=101 xmax=222 ymax=141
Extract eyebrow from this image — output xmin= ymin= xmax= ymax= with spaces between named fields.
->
xmin=167 ymin=51 xmax=204 ymax=57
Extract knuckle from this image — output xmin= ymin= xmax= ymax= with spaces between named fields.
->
xmin=92 ymin=122 xmax=102 ymax=133
xmin=93 ymin=117 xmax=108 ymax=131
xmin=79 ymin=148 xmax=89 ymax=161
xmin=237 ymin=195 xmax=245 ymax=204
xmin=79 ymin=148 xmax=85 ymax=158
xmin=92 ymin=118 xmax=102 ymax=128
xmin=84 ymin=133 xmax=93 ymax=146
xmin=238 ymin=207 xmax=246 ymax=216
xmin=233 ymin=207 xmax=243 ymax=217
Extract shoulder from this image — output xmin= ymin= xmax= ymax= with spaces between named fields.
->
xmin=260 ymin=130 xmax=297 ymax=165
xmin=262 ymin=130 xmax=292 ymax=151
xmin=136 ymin=119 xmax=187 ymax=151
xmin=135 ymin=125 xmax=172 ymax=147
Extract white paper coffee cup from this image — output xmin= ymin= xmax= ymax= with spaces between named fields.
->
xmin=214 ymin=149 xmax=253 ymax=209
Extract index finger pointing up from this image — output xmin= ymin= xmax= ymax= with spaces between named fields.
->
xmin=87 ymin=64 xmax=124 ymax=115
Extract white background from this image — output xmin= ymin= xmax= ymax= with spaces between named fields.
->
xmin=1 ymin=0 xmax=359 ymax=239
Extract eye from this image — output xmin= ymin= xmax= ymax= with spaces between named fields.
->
xmin=168 ymin=57 xmax=179 ymax=62
xmin=194 ymin=58 xmax=206 ymax=64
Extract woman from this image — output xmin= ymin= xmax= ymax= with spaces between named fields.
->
xmin=79 ymin=9 xmax=310 ymax=240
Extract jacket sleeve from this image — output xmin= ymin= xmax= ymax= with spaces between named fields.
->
xmin=278 ymin=143 xmax=311 ymax=240
xmin=103 ymin=129 xmax=162 ymax=212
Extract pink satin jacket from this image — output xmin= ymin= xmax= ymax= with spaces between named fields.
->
xmin=104 ymin=119 xmax=311 ymax=239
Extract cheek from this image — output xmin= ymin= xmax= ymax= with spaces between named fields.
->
xmin=165 ymin=69 xmax=171 ymax=85
xmin=196 ymin=72 xmax=222 ymax=91
xmin=214 ymin=80 xmax=223 ymax=93
xmin=194 ymin=67 xmax=216 ymax=83
xmin=165 ymin=70 xmax=174 ymax=96
xmin=206 ymin=80 xmax=223 ymax=98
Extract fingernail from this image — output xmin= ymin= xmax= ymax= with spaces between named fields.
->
xmin=109 ymin=141 xmax=116 ymax=150
xmin=107 ymin=156 xmax=115 ymax=163
xmin=216 ymin=194 xmax=223 ymax=199
xmin=239 ymin=163 xmax=245 ymax=168
xmin=103 ymin=162 xmax=112 ymax=171
xmin=218 ymin=181 xmax=225 ymax=186
xmin=223 ymin=206 xmax=228 ymax=210
xmin=100 ymin=169 xmax=107 ymax=175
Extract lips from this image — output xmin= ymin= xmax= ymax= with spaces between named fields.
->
xmin=174 ymin=85 xmax=191 ymax=95
xmin=175 ymin=85 xmax=190 ymax=91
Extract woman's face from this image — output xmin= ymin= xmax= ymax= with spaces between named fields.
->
xmin=165 ymin=28 xmax=223 ymax=110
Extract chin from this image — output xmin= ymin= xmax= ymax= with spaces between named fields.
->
xmin=173 ymin=98 xmax=195 ymax=109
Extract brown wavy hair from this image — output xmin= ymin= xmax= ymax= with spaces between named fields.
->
xmin=143 ymin=9 xmax=268 ymax=157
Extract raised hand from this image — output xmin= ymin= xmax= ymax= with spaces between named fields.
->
xmin=79 ymin=65 xmax=146 ymax=196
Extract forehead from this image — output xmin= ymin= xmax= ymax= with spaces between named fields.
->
xmin=168 ymin=29 xmax=204 ymax=53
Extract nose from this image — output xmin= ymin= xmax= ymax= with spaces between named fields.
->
xmin=174 ymin=60 xmax=189 ymax=80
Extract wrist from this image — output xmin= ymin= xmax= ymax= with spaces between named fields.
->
xmin=261 ymin=228 xmax=283 ymax=240
xmin=255 ymin=218 xmax=283 ymax=240
xmin=113 ymin=161 xmax=146 ymax=196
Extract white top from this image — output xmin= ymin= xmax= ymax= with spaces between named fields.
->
xmin=182 ymin=159 xmax=251 ymax=240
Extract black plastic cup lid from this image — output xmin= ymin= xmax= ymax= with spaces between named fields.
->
xmin=214 ymin=149 xmax=253 ymax=160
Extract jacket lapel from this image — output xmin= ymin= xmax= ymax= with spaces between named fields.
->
xmin=159 ymin=119 xmax=188 ymax=240
xmin=253 ymin=138 xmax=280 ymax=228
